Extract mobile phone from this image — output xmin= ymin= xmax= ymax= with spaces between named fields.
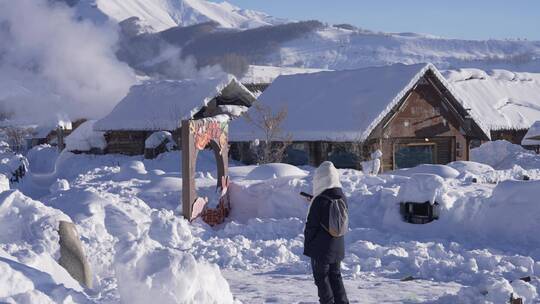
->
xmin=300 ymin=192 xmax=313 ymax=200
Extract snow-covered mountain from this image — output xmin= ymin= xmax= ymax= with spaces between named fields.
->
xmin=58 ymin=0 xmax=540 ymax=75
xmin=268 ymin=26 xmax=540 ymax=71
xmin=70 ymin=0 xmax=286 ymax=31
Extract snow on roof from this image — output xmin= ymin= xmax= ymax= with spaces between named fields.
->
xmin=240 ymin=65 xmax=329 ymax=84
xmin=65 ymin=120 xmax=107 ymax=152
xmin=444 ymin=69 xmax=540 ymax=132
xmin=94 ymin=75 xmax=256 ymax=132
xmin=522 ymin=121 xmax=540 ymax=146
xmin=231 ymin=63 xmax=482 ymax=142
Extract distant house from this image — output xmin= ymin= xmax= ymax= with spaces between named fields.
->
xmin=26 ymin=119 xmax=87 ymax=151
xmin=445 ymin=69 xmax=540 ymax=145
xmin=93 ymin=75 xmax=257 ymax=156
xmin=230 ymin=63 xmax=489 ymax=171
xmin=521 ymin=121 xmax=540 ymax=152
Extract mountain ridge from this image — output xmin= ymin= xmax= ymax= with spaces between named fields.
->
xmin=69 ymin=0 xmax=286 ymax=31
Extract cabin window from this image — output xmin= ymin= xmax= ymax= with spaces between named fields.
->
xmin=284 ymin=143 xmax=309 ymax=166
xmin=328 ymin=150 xmax=360 ymax=169
xmin=470 ymin=139 xmax=481 ymax=149
xmin=394 ymin=143 xmax=435 ymax=169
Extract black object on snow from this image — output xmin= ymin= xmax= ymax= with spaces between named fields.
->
xmin=400 ymin=201 xmax=440 ymax=224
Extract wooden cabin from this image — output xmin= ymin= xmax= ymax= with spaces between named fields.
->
xmin=94 ymin=76 xmax=256 ymax=156
xmin=230 ymin=63 xmax=489 ymax=171
xmin=25 ymin=119 xmax=87 ymax=151
xmin=445 ymin=69 xmax=540 ymax=146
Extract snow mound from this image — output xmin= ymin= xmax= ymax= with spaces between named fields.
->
xmin=65 ymin=120 xmax=106 ymax=152
xmin=447 ymin=161 xmax=497 ymax=182
xmin=145 ymin=131 xmax=175 ymax=149
xmin=115 ymin=236 xmax=234 ymax=304
xmin=393 ymin=164 xmax=460 ymax=179
xmin=116 ymin=161 xmax=148 ymax=180
xmin=0 ymin=191 xmax=91 ymax=302
xmin=471 ymin=140 xmax=540 ymax=169
xmin=26 ymin=145 xmax=58 ymax=174
xmin=475 ymin=180 xmax=540 ymax=246
xmin=229 ymin=176 xmax=309 ymax=222
xmin=0 ymin=174 xmax=9 ymax=192
xmin=49 ymin=179 xmax=70 ymax=193
xmin=435 ymin=277 xmax=537 ymax=304
xmin=245 ymin=163 xmax=308 ymax=180
xmin=397 ymin=174 xmax=448 ymax=204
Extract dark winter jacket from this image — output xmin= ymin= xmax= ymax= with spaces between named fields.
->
xmin=303 ymin=187 xmax=347 ymax=263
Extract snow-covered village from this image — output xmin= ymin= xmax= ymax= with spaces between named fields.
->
xmin=2 ymin=0 xmax=540 ymax=303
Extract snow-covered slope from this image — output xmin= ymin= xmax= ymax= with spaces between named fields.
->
xmin=72 ymin=0 xmax=285 ymax=31
xmin=266 ymin=26 xmax=540 ymax=71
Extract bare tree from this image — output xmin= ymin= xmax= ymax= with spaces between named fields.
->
xmin=244 ymin=102 xmax=292 ymax=164
xmin=4 ymin=127 xmax=30 ymax=152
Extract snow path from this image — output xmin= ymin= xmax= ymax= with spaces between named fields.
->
xmin=223 ymin=270 xmax=461 ymax=303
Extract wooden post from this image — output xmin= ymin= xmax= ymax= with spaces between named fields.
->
xmin=181 ymin=120 xmax=196 ymax=220
xmin=57 ymin=127 xmax=65 ymax=152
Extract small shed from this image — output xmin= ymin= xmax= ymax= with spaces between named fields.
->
xmin=93 ymin=75 xmax=256 ymax=156
xmin=445 ymin=69 xmax=540 ymax=145
xmin=230 ymin=63 xmax=489 ymax=171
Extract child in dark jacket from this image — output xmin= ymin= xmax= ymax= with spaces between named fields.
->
xmin=304 ymin=161 xmax=349 ymax=304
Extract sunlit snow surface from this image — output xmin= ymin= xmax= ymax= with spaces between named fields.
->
xmin=2 ymin=140 xmax=540 ymax=303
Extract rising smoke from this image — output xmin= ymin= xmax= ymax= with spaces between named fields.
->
xmin=0 ymin=0 xmax=136 ymax=125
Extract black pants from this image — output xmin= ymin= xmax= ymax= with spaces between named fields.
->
xmin=311 ymin=259 xmax=349 ymax=304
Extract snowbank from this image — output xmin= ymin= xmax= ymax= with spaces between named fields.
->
xmin=0 ymin=190 xmax=91 ymax=303
xmin=115 ymin=237 xmax=234 ymax=304
xmin=26 ymin=145 xmax=58 ymax=173
xmin=244 ymin=163 xmax=308 ymax=180
xmin=474 ymin=180 xmax=540 ymax=247
xmin=471 ymin=140 xmax=540 ymax=170
xmin=0 ymin=174 xmax=9 ymax=192
xmin=49 ymin=179 xmax=70 ymax=193
xmin=396 ymin=173 xmax=448 ymax=204
xmin=392 ymin=164 xmax=460 ymax=179
xmin=145 ymin=131 xmax=176 ymax=149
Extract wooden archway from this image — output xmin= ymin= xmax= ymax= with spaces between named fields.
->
xmin=181 ymin=119 xmax=231 ymax=225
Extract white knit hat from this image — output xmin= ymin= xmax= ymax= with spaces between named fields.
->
xmin=312 ymin=161 xmax=342 ymax=198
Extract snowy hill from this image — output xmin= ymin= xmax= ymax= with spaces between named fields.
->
xmin=70 ymin=0 xmax=285 ymax=31
xmin=267 ymin=26 xmax=540 ymax=71
xmin=117 ymin=20 xmax=540 ymax=79
xmin=54 ymin=0 xmax=540 ymax=73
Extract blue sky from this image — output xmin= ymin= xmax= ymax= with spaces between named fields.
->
xmin=214 ymin=0 xmax=540 ymax=40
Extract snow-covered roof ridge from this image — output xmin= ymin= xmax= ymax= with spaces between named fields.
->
xmin=231 ymin=62 xmax=486 ymax=142
xmin=94 ymin=75 xmax=256 ymax=132
xmin=444 ymin=68 xmax=540 ymax=132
